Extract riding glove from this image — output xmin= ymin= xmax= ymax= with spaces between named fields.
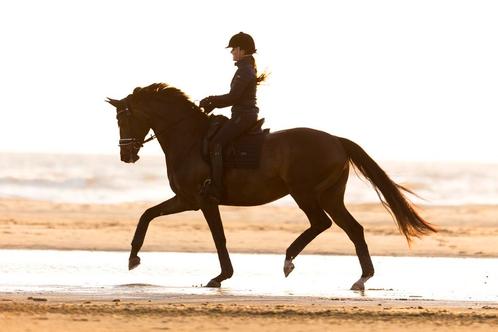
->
xmin=200 ymin=96 xmax=215 ymax=114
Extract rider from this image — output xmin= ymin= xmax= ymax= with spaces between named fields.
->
xmin=200 ymin=32 xmax=265 ymax=203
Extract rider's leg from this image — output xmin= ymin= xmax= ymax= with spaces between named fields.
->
xmin=207 ymin=142 xmax=223 ymax=202
xmin=206 ymin=112 xmax=258 ymax=202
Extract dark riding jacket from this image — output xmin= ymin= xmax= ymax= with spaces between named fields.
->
xmin=208 ymin=55 xmax=259 ymax=116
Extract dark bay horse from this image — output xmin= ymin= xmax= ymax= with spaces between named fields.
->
xmin=107 ymin=83 xmax=436 ymax=290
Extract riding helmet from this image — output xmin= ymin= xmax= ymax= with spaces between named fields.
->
xmin=226 ymin=32 xmax=256 ymax=54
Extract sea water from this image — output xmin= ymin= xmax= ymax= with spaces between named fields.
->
xmin=0 ymin=250 xmax=496 ymax=302
xmin=1 ymin=152 xmax=498 ymax=205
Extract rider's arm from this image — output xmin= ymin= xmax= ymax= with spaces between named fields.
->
xmin=206 ymin=65 xmax=254 ymax=109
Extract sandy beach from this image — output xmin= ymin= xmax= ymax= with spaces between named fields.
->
xmin=1 ymin=198 xmax=497 ymax=331
xmin=1 ymin=198 xmax=497 ymax=257
xmin=1 ymin=294 xmax=497 ymax=332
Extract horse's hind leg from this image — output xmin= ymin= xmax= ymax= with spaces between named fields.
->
xmin=284 ymin=193 xmax=333 ymax=277
xmin=319 ymin=175 xmax=375 ymax=290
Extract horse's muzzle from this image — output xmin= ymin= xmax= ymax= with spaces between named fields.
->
xmin=119 ymin=138 xmax=141 ymax=163
xmin=121 ymin=153 xmax=140 ymax=163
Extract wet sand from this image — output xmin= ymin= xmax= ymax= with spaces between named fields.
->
xmin=1 ymin=198 xmax=497 ymax=331
xmin=1 ymin=294 xmax=497 ymax=332
xmin=1 ymin=198 xmax=497 ymax=257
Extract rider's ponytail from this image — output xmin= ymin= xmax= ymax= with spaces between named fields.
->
xmin=249 ymin=54 xmax=268 ymax=85
xmin=256 ymin=71 xmax=269 ymax=85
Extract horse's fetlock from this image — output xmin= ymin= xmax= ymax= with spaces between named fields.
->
xmin=361 ymin=265 xmax=374 ymax=278
xmin=129 ymin=246 xmax=140 ymax=257
xmin=223 ymin=270 xmax=233 ymax=279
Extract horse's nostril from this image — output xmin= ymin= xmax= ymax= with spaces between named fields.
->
xmin=126 ymin=154 xmax=140 ymax=163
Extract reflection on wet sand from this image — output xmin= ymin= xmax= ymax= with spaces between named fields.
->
xmin=1 ymin=250 xmax=497 ymax=302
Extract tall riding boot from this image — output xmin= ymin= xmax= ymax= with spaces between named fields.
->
xmin=207 ymin=143 xmax=224 ymax=203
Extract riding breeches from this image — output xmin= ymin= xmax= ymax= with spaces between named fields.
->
xmin=209 ymin=112 xmax=258 ymax=150
xmin=208 ymin=112 xmax=258 ymax=196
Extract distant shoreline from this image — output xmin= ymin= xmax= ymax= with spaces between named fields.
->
xmin=2 ymin=153 xmax=498 ymax=205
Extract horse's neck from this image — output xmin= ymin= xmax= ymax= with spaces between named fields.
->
xmin=151 ymin=106 xmax=208 ymax=166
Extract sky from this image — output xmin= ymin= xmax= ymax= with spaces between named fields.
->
xmin=1 ymin=0 xmax=497 ymax=162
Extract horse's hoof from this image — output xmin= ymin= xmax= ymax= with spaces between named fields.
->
xmin=350 ymin=281 xmax=365 ymax=291
xmin=128 ymin=256 xmax=141 ymax=270
xmin=205 ymin=279 xmax=221 ymax=288
xmin=350 ymin=276 xmax=371 ymax=291
xmin=283 ymin=259 xmax=295 ymax=278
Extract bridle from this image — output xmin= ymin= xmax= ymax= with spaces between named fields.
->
xmin=116 ymin=107 xmax=155 ymax=150
xmin=116 ymin=101 xmax=201 ymax=155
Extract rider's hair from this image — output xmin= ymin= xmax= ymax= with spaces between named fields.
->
xmin=256 ymin=71 xmax=268 ymax=85
xmin=254 ymin=59 xmax=268 ymax=85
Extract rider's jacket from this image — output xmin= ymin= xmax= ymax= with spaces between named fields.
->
xmin=209 ymin=55 xmax=259 ymax=115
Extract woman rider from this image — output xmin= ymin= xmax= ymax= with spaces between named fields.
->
xmin=199 ymin=32 xmax=265 ymax=203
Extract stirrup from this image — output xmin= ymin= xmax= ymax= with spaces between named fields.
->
xmin=200 ymin=178 xmax=221 ymax=204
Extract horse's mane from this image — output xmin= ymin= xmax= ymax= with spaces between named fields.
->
xmin=131 ymin=83 xmax=202 ymax=112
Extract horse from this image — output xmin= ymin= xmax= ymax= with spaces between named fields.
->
xmin=106 ymin=83 xmax=436 ymax=290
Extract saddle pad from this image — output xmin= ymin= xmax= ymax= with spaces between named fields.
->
xmin=223 ymin=132 xmax=267 ymax=169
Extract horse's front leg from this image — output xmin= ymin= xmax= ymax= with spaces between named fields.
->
xmin=129 ymin=195 xmax=194 ymax=270
xmin=200 ymin=201 xmax=233 ymax=288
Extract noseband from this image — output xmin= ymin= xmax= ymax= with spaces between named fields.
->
xmin=116 ymin=102 xmax=200 ymax=154
xmin=116 ymin=107 xmax=147 ymax=151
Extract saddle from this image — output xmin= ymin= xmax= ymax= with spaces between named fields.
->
xmin=202 ymin=115 xmax=270 ymax=169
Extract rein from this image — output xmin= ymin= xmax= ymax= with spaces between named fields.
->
xmin=117 ymin=104 xmax=200 ymax=149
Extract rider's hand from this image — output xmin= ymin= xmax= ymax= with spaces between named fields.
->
xmin=200 ymin=97 xmax=215 ymax=114
xmin=203 ymin=105 xmax=215 ymax=114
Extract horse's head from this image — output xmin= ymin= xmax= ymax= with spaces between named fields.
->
xmin=107 ymin=83 xmax=207 ymax=163
xmin=106 ymin=96 xmax=150 ymax=163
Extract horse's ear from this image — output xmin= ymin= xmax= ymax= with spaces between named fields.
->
xmin=106 ymin=98 xmax=121 ymax=108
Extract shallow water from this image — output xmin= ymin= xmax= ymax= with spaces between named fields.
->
xmin=0 ymin=250 xmax=496 ymax=302
xmin=3 ymin=153 xmax=498 ymax=205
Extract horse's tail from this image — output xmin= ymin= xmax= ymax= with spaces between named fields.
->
xmin=338 ymin=137 xmax=436 ymax=243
